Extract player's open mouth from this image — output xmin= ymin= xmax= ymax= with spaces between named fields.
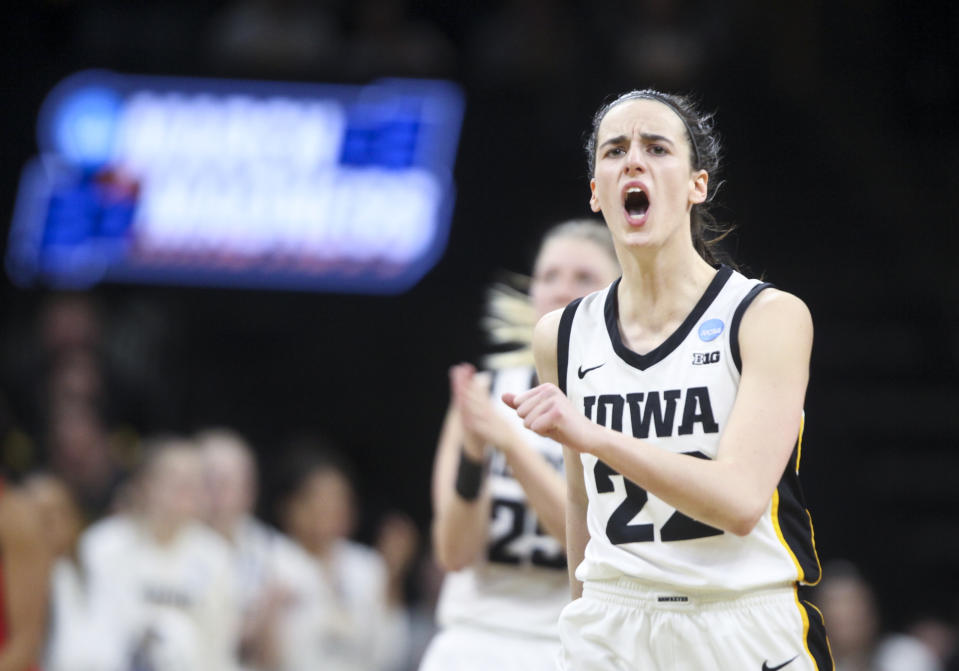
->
xmin=624 ymin=187 xmax=649 ymax=224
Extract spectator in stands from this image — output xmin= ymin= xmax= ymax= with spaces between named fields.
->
xmin=80 ymin=436 xmax=240 ymax=671
xmin=197 ymin=427 xmax=325 ymax=671
xmin=0 ymin=471 xmax=49 ymax=671
xmin=816 ymin=560 xmax=942 ymax=671
xmin=275 ymin=444 xmax=410 ymax=671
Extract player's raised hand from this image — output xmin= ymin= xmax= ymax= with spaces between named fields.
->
xmin=503 ymin=384 xmax=599 ymax=453
xmin=449 ymin=363 xmax=522 ymax=454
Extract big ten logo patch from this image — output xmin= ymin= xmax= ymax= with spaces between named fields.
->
xmin=692 ymin=351 xmax=720 ymax=365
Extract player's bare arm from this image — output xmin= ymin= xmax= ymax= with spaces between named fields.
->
xmin=431 ymin=381 xmax=494 ymax=571
xmin=509 ymin=290 xmax=812 ymax=537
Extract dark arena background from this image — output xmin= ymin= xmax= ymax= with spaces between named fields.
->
xmin=2 ymin=0 xmax=958 ymax=653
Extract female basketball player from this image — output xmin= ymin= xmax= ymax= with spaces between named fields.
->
xmin=420 ymin=221 xmax=620 ymax=671
xmin=505 ymin=91 xmax=833 ymax=670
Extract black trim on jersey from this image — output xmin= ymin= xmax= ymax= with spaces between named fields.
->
xmin=557 ymin=297 xmax=584 ymax=394
xmin=776 ymin=444 xmax=822 ymax=587
xmin=729 ymin=282 xmax=774 ymax=373
xmin=604 ymin=265 xmax=733 ymax=372
xmin=800 ymin=598 xmax=835 ymax=670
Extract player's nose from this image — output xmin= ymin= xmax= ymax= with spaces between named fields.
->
xmin=624 ymin=143 xmax=646 ymax=174
xmin=551 ymin=280 xmax=577 ymax=310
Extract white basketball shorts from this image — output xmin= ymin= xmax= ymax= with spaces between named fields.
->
xmin=558 ymin=578 xmax=832 ymax=671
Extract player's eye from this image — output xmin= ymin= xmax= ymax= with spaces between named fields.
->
xmin=648 ymin=144 xmax=668 ymax=156
xmin=604 ymin=146 xmax=625 ymax=158
xmin=576 ymin=271 xmax=599 ymax=286
xmin=538 ymin=269 xmax=558 ymax=283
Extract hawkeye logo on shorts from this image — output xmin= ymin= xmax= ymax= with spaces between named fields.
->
xmin=698 ymin=318 xmax=724 ymax=342
xmin=692 ymin=351 xmax=720 ymax=365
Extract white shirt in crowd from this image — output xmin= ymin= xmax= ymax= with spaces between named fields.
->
xmin=280 ymin=538 xmax=409 ymax=671
xmin=76 ymin=514 xmax=241 ymax=671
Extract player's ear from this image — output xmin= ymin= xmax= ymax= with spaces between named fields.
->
xmin=589 ymin=178 xmax=600 ymax=212
xmin=689 ymin=170 xmax=708 ymax=205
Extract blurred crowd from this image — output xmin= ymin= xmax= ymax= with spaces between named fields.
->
xmin=0 ymin=293 xmax=436 ymax=671
xmin=24 ymin=429 xmax=429 ymax=671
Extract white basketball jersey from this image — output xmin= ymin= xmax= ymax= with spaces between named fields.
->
xmin=560 ymin=266 xmax=821 ymax=593
xmin=79 ymin=515 xmax=240 ymax=671
xmin=435 ymin=366 xmax=570 ymax=638
xmin=280 ymin=539 xmax=405 ymax=671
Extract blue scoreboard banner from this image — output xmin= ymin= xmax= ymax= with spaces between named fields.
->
xmin=6 ymin=70 xmax=465 ymax=293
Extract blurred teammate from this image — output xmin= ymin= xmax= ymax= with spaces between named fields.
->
xmin=196 ymin=427 xmax=325 ymax=671
xmin=80 ymin=436 xmax=239 ymax=671
xmin=420 ymin=220 xmax=619 ymax=671
xmin=507 ymin=90 xmax=832 ymax=669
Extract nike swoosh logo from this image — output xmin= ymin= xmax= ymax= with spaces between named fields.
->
xmin=577 ymin=363 xmax=605 ymax=379
xmin=762 ymin=656 xmax=798 ymax=671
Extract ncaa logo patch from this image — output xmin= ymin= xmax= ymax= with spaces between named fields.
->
xmin=698 ymin=318 xmax=724 ymax=342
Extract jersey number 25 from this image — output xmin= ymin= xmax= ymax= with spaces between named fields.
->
xmin=487 ymin=498 xmax=566 ymax=569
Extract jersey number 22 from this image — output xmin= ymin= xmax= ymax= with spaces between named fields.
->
xmin=594 ymin=452 xmax=724 ymax=544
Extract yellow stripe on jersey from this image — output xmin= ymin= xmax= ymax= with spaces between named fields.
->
xmin=791 ymin=586 xmax=816 ymax=670
xmin=805 ymin=510 xmax=824 ymax=587
xmin=796 ymin=412 xmax=805 ymax=473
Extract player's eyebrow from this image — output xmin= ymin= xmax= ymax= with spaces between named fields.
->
xmin=598 ymin=135 xmax=627 ymax=150
xmin=639 ymin=132 xmax=674 ymax=146
xmin=598 ymin=133 xmax=675 ymax=150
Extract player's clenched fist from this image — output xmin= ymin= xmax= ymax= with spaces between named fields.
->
xmin=502 ymin=384 xmax=599 ymax=453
